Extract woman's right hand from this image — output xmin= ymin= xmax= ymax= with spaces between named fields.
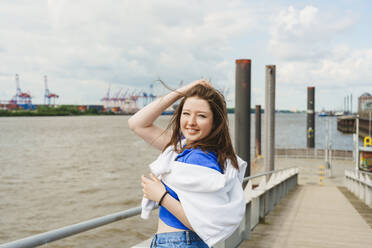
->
xmin=177 ymin=78 xmax=212 ymax=95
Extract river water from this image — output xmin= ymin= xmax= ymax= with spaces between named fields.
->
xmin=0 ymin=114 xmax=353 ymax=247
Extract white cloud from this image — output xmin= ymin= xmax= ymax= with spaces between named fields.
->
xmin=268 ymin=5 xmax=372 ymax=110
xmin=269 ymin=5 xmax=355 ymax=61
xmin=276 ymin=43 xmax=372 ymax=89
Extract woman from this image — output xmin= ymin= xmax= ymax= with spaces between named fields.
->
xmin=128 ymin=79 xmax=247 ymax=248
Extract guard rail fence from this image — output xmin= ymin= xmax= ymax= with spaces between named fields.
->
xmin=344 ymin=169 xmax=372 ymax=207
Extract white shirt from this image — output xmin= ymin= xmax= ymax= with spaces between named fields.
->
xmin=141 ymin=145 xmax=247 ymax=247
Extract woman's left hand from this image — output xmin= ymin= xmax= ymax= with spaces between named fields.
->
xmin=141 ymin=173 xmax=166 ymax=202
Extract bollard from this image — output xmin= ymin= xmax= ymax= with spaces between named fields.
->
xmin=235 ymin=59 xmax=251 ymax=177
xmin=355 ymin=115 xmax=360 ymax=170
xmin=351 ymin=94 xmax=353 ymax=113
xmin=319 ymin=165 xmax=325 ymax=186
xmin=255 ymin=105 xmax=262 ymax=157
xmin=263 ymin=66 xmax=276 ymax=222
xmin=307 ymin=87 xmax=315 ymax=148
xmin=264 ymin=65 xmax=276 ymax=173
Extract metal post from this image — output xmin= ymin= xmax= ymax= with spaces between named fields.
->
xmin=242 ymin=202 xmax=251 ymax=240
xmin=356 ymin=115 xmax=360 ymax=170
xmin=255 ymin=105 xmax=262 ymax=157
xmin=325 ymin=118 xmax=329 ymax=173
xmin=307 ymin=87 xmax=315 ymax=148
xmin=344 ymin=96 xmax=346 ymax=113
xmin=264 ymin=65 xmax=276 ymax=172
xmin=369 ymin=112 xmax=371 ymax=137
xmin=329 ymin=117 xmax=333 ymax=177
xmin=235 ymin=59 xmax=251 ymax=177
xmin=351 ymin=94 xmax=353 ymax=114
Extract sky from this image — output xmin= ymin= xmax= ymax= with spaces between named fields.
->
xmin=0 ymin=0 xmax=371 ymax=111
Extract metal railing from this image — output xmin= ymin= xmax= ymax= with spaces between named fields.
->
xmin=344 ymin=169 xmax=372 ymax=207
xmin=0 ymin=207 xmax=144 ymax=248
xmin=275 ymin=148 xmax=352 ymax=160
xmin=0 ymin=167 xmax=299 ymax=248
xmin=213 ymin=167 xmax=298 ymax=248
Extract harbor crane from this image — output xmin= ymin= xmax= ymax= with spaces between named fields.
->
xmin=10 ymin=74 xmax=32 ymax=107
xmin=100 ymin=83 xmax=159 ymax=113
xmin=44 ymin=75 xmax=59 ymax=105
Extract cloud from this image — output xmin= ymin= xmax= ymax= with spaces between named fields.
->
xmin=276 ymin=43 xmax=372 ymax=89
xmin=269 ymin=5 xmax=355 ymax=61
xmin=267 ymin=5 xmax=372 ymax=110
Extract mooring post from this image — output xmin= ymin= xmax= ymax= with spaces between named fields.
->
xmin=345 ymin=96 xmax=347 ymax=113
xmin=351 ymin=94 xmax=353 ymax=114
xmin=307 ymin=86 xmax=315 ymax=148
xmin=264 ymin=65 xmax=276 ymax=173
xmin=255 ymin=105 xmax=262 ymax=157
xmin=235 ymin=59 xmax=251 ymax=177
xmin=355 ymin=115 xmax=360 ymax=170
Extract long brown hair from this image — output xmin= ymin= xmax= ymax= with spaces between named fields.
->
xmin=163 ymin=84 xmax=238 ymax=171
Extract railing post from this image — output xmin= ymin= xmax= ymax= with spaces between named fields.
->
xmin=259 ymin=194 xmax=266 ymax=220
xmin=242 ymin=202 xmax=251 ymax=240
xmin=366 ymin=176 xmax=372 ymax=207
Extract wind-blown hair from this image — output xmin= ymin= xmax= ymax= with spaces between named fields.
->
xmin=164 ymin=84 xmax=238 ymax=171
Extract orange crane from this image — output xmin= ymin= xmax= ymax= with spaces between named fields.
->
xmin=44 ymin=75 xmax=59 ymax=105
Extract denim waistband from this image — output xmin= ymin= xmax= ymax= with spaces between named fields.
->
xmin=152 ymin=231 xmax=204 ymax=245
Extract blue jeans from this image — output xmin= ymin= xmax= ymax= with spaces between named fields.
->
xmin=150 ymin=231 xmax=210 ymax=248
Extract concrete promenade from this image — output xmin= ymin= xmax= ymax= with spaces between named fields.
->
xmin=240 ymin=157 xmax=372 ymax=248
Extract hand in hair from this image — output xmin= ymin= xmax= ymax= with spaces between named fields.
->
xmin=177 ymin=79 xmax=212 ymax=95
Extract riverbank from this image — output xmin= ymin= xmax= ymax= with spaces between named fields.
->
xmin=0 ymin=105 xmax=115 ymax=117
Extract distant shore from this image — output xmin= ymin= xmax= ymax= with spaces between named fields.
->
xmin=0 ymin=106 xmax=306 ymax=117
xmin=0 ymin=105 xmax=115 ymax=117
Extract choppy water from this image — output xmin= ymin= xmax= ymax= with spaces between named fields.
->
xmin=0 ymin=114 xmax=352 ymax=247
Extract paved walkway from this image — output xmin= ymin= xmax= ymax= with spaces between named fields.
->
xmin=240 ymin=185 xmax=372 ymax=248
xmin=239 ymin=157 xmax=372 ymax=248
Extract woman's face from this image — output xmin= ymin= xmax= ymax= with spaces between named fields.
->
xmin=180 ymin=96 xmax=214 ymax=143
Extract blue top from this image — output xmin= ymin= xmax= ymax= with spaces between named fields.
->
xmin=159 ymin=147 xmax=222 ymax=230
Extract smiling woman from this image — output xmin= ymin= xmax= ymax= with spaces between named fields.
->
xmin=128 ymin=79 xmax=246 ymax=248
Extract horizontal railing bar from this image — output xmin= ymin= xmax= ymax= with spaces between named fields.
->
xmin=243 ymin=167 xmax=297 ymax=183
xmin=345 ymin=169 xmax=372 ymax=176
xmin=359 ymin=170 xmax=372 ymax=176
xmin=0 ymin=206 xmax=144 ymax=248
xmin=1 ymin=167 xmax=297 ymax=248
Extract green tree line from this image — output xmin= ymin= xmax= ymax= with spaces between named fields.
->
xmin=0 ymin=105 xmax=114 ymax=117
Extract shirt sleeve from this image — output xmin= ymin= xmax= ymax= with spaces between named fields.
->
xmin=182 ymin=149 xmax=222 ymax=173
